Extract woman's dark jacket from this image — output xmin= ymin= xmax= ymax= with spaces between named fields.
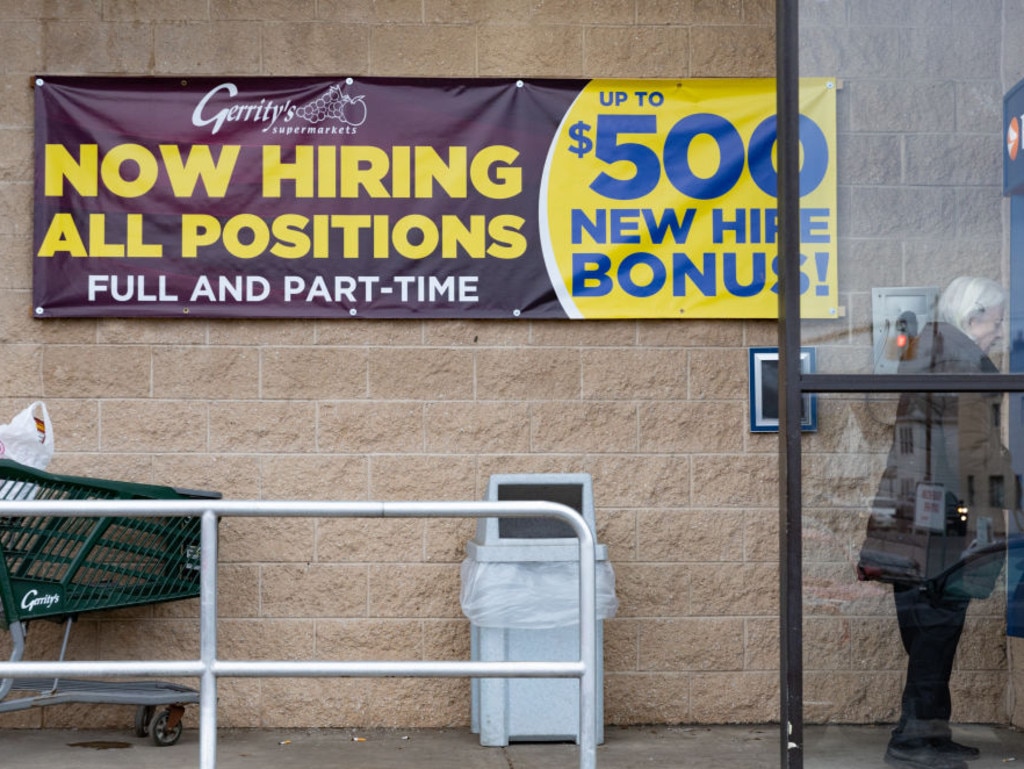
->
xmin=866 ymin=321 xmax=1016 ymax=593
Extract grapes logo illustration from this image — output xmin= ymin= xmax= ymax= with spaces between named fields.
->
xmin=294 ymin=84 xmax=366 ymax=127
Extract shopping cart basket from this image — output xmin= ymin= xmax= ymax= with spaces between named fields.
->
xmin=0 ymin=458 xmax=220 ymax=746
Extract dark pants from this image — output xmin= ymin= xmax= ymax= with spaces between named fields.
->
xmin=890 ymin=584 xmax=970 ymax=745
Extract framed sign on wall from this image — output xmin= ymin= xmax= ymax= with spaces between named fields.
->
xmin=748 ymin=347 xmax=817 ymax=432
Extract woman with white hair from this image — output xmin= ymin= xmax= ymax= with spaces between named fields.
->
xmin=935 ymin=276 xmax=1007 ymax=360
xmin=868 ymin=276 xmax=1013 ymax=769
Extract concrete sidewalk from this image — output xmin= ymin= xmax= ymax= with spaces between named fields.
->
xmin=4 ymin=723 xmax=1024 ymax=769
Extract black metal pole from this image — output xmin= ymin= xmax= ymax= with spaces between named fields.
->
xmin=776 ymin=1 xmax=803 ymax=768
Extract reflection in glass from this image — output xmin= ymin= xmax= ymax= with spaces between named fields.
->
xmin=797 ymin=2 xmax=1024 ymax=760
xmin=803 ymin=279 xmax=1017 ymax=768
xmin=854 ymin=279 xmax=1013 ymax=769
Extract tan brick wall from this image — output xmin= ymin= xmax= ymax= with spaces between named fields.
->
xmin=0 ymin=0 xmax=1017 ymax=733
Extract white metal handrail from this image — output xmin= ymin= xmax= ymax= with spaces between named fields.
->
xmin=0 ymin=499 xmax=599 ymax=769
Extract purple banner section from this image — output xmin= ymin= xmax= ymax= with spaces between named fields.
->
xmin=34 ymin=77 xmax=579 ymax=318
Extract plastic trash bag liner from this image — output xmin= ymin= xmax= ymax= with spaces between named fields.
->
xmin=460 ymin=557 xmax=618 ymax=629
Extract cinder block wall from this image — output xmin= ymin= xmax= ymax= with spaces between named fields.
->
xmin=0 ymin=0 xmax=1017 ymax=731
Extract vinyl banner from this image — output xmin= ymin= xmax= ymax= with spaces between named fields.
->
xmin=33 ymin=76 xmax=837 ymax=319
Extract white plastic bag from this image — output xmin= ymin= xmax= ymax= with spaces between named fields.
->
xmin=0 ymin=401 xmax=54 ymax=470
xmin=460 ymin=557 xmax=619 ymax=629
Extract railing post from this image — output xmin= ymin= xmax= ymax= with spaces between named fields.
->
xmin=576 ymin=514 xmax=598 ymax=769
xmin=199 ymin=508 xmax=219 ymax=769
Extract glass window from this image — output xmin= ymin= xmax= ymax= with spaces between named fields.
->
xmin=794 ymin=3 xmax=1024 ymax=766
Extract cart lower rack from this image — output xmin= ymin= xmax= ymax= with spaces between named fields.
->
xmin=0 ymin=459 xmax=220 ymax=746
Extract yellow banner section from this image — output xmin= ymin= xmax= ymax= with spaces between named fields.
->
xmin=542 ymin=78 xmax=837 ymax=319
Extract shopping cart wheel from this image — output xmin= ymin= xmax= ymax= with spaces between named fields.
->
xmin=149 ymin=708 xmax=183 ymax=747
xmin=134 ymin=705 xmax=155 ymax=737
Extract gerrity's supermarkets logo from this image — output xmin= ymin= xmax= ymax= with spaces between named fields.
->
xmin=20 ymin=588 xmax=61 ymax=613
xmin=192 ymin=82 xmax=367 ymax=136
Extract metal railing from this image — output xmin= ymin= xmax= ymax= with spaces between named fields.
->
xmin=0 ymin=499 xmax=599 ymax=769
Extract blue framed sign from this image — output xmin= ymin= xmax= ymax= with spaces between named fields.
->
xmin=748 ymin=347 xmax=817 ymax=432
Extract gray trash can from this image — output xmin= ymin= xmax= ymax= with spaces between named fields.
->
xmin=461 ymin=473 xmax=617 ymax=746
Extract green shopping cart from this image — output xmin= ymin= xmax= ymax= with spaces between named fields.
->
xmin=0 ymin=458 xmax=220 ymax=746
